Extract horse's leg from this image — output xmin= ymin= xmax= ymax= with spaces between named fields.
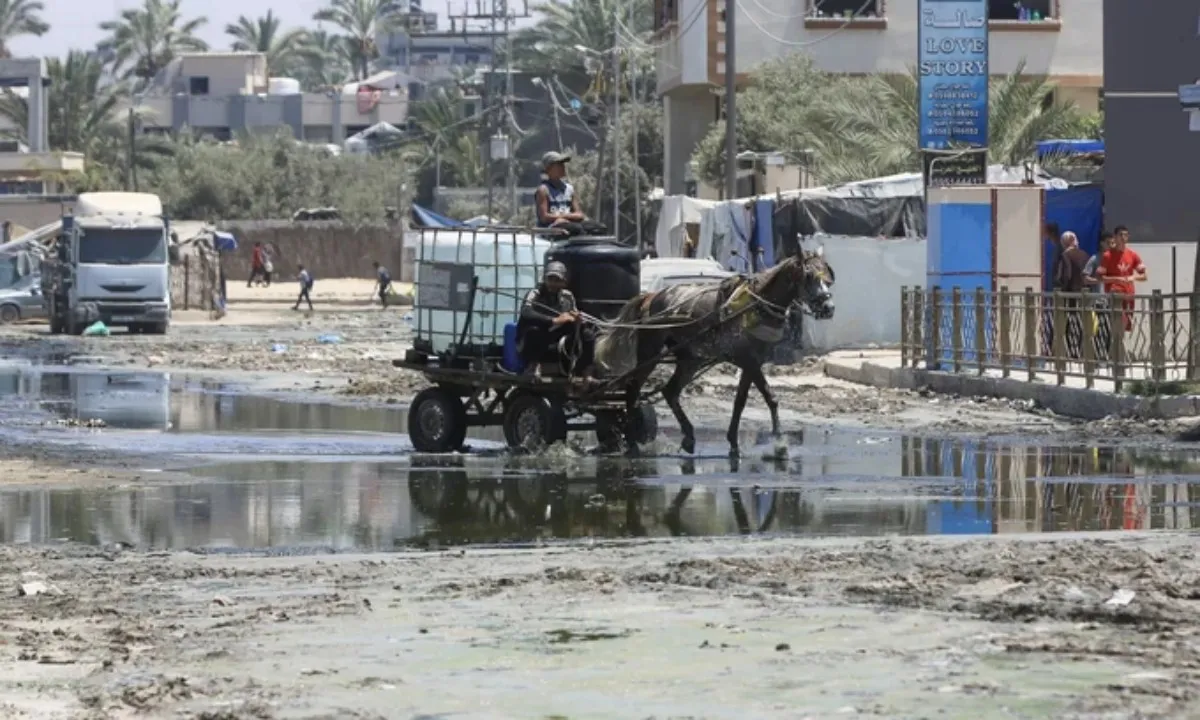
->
xmin=662 ymin=352 xmax=700 ymax=455
xmin=726 ymin=370 xmax=753 ymax=457
xmin=745 ymin=364 xmax=785 ymax=457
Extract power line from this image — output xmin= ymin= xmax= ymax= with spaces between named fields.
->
xmin=735 ymin=0 xmax=877 ymax=47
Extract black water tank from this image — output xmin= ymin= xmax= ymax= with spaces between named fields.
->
xmin=544 ymin=237 xmax=640 ymax=320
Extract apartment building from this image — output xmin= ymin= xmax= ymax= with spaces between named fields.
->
xmin=130 ymin=52 xmax=408 ymax=143
xmin=377 ymin=9 xmax=501 ymax=98
xmin=656 ymin=0 xmax=1103 ymax=194
xmin=1103 ymin=0 xmax=1198 ymax=243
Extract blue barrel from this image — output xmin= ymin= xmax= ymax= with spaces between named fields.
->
xmin=502 ymin=322 xmax=524 ymax=372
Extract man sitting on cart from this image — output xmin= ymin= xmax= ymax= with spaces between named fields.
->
xmin=518 ymin=261 xmax=596 ymax=377
xmin=535 ymin=151 xmax=604 ymax=237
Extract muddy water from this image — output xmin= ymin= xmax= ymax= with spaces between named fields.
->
xmin=4 ymin=365 xmax=1200 ymax=551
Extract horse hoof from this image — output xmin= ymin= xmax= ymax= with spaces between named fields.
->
xmin=625 ymin=443 xmax=641 ymax=458
xmin=680 ymin=440 xmax=696 ymax=455
xmin=728 ymin=445 xmax=741 ymax=458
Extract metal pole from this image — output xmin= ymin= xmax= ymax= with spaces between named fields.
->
xmin=723 ymin=0 xmax=737 ymax=201
xmin=505 ymin=0 xmax=517 ymax=218
xmin=126 ymin=107 xmax=134 ymax=192
xmin=486 ymin=11 xmax=497 ymax=219
xmin=631 ymin=29 xmax=642 ymax=249
xmin=611 ymin=25 xmax=621 ymax=241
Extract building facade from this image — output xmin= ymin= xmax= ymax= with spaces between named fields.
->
xmin=130 ymin=53 xmax=408 ymax=143
xmin=1104 ymin=0 xmax=1199 ymax=244
xmin=656 ymin=0 xmax=1103 ymax=194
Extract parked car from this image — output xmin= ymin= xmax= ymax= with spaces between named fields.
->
xmin=0 ymin=274 xmax=46 ymax=324
xmin=640 ymin=258 xmax=734 ymax=293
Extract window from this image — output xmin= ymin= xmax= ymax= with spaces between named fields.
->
xmin=654 ymin=0 xmax=678 ymax=32
xmin=464 ymin=53 xmax=480 ymax=65
xmin=420 ymin=53 xmax=439 ymax=64
xmin=988 ymin=0 xmax=1053 ymax=21
xmin=188 ymin=76 xmax=209 ymax=95
xmin=806 ymin=0 xmax=882 ymax=19
xmin=804 ymin=0 xmax=886 ymax=29
xmin=77 ymin=229 xmax=167 ymax=266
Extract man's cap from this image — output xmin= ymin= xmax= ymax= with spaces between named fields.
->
xmin=542 ymin=151 xmax=571 ymax=169
xmin=544 ymin=261 xmax=568 ymax=280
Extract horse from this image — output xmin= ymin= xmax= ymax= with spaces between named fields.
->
xmin=594 ymin=247 xmax=836 ymax=456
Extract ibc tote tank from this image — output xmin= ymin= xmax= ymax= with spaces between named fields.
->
xmin=413 ymin=228 xmax=553 ymax=356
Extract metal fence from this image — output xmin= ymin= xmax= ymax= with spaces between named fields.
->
xmin=899 ymin=287 xmax=1200 ymax=392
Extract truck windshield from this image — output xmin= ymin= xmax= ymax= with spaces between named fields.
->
xmin=78 ymin=228 xmax=166 ymax=265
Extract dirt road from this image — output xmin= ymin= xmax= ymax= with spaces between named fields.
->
xmin=0 ymin=533 xmax=1196 ymax=719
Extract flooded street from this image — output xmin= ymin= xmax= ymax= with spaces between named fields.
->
xmin=0 ymin=313 xmax=1199 ymax=718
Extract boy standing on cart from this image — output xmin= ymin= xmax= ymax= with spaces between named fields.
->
xmin=518 ymin=261 xmax=596 ymax=377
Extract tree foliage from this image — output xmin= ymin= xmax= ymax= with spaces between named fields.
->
xmin=140 ymin=132 xmax=410 ymax=223
xmin=225 ymin=10 xmax=309 ymax=77
xmin=311 ymin=0 xmax=399 ymax=80
xmin=692 ymin=55 xmax=1094 ymax=186
xmin=0 ymin=0 xmax=48 ymax=57
xmin=97 ymin=0 xmax=208 ymax=85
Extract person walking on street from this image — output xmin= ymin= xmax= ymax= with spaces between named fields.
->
xmin=1096 ymin=225 xmax=1147 ymax=335
xmin=248 ymin=242 xmax=267 ymax=287
xmin=293 ymin=264 xmax=314 ymax=312
xmin=373 ymin=261 xmax=393 ymax=308
xmin=1054 ymin=231 xmax=1089 ymax=358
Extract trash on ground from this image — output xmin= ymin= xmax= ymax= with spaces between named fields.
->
xmin=82 ymin=321 xmax=110 ymax=336
xmin=1105 ymin=589 xmax=1136 ymax=606
xmin=317 ymin=334 xmax=342 ymax=344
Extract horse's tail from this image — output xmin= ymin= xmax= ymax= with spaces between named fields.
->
xmin=594 ymin=292 xmax=651 ymax=377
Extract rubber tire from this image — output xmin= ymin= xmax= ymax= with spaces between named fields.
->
xmin=0 ymin=304 xmax=19 ymax=324
xmin=147 ymin=322 xmax=168 ymax=335
xmin=408 ymin=387 xmax=468 ymax=453
xmin=503 ymin=393 xmax=567 ymax=452
xmin=594 ymin=411 xmax=623 ymax=452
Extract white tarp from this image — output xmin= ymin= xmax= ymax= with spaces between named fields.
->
xmin=800 ymin=235 xmax=924 ymax=352
xmin=654 ymin=195 xmax=719 ymax=258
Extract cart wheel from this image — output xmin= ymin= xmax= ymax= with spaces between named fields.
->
xmin=594 ymin=411 xmax=623 ymax=452
xmin=503 ymin=393 xmax=567 ymax=451
xmin=630 ymin=405 xmax=659 ymax=445
xmin=408 ymin=387 xmax=468 ymax=453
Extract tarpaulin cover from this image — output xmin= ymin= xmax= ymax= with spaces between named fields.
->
xmin=410 ymin=204 xmax=464 ymax=229
xmin=212 ymin=231 xmax=238 ymax=253
xmin=1037 ymin=139 xmax=1105 ymax=157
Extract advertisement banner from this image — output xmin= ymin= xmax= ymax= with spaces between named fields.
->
xmin=918 ymin=0 xmax=989 ymax=184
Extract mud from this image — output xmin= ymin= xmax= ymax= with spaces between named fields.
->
xmin=2 ymin=299 xmax=1200 ymax=717
xmin=1 ymin=534 xmax=1198 ymax=718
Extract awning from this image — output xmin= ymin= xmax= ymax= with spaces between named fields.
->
xmin=1037 ymin=139 xmax=1105 ymax=157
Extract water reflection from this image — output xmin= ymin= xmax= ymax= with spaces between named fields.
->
xmin=0 ymin=439 xmax=1199 ymax=550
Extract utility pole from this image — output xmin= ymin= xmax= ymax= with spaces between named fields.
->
xmin=724 ymin=0 xmax=737 ymax=201
xmin=448 ymin=0 xmax=530 ymax=222
xmin=631 ymin=7 xmax=641 ymax=250
xmin=611 ymin=18 xmax=620 ymax=244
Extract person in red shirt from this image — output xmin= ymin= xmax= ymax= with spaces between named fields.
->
xmin=1095 ymin=225 xmax=1147 ymax=331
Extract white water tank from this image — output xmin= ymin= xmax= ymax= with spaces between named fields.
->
xmin=268 ymin=77 xmax=301 ymax=95
xmin=413 ymin=228 xmax=552 ymax=355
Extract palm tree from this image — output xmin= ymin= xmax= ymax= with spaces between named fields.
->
xmin=0 ymin=0 xmax=49 ymax=58
xmin=97 ymin=0 xmax=208 ymax=85
xmin=807 ymin=62 xmax=1086 ymax=183
xmin=312 ymin=0 xmax=401 ymax=81
xmin=294 ymin=29 xmax=355 ymax=90
xmin=0 ymin=51 xmax=171 ymax=187
xmin=225 ymin=11 xmax=308 ymax=77
xmin=511 ymin=0 xmax=652 ymax=77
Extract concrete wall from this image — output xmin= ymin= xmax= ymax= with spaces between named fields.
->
xmin=802 ymin=235 xmax=924 ymax=351
xmin=218 ymin=222 xmax=408 ymax=283
xmin=663 ymin=85 xmax=717 ymax=194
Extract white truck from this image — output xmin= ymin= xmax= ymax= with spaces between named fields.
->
xmin=42 ymin=192 xmax=172 ymax=335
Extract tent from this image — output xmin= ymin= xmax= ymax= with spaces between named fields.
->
xmin=410 ymin=204 xmax=466 ymax=229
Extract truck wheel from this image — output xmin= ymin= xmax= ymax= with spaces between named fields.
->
xmin=503 ymin=393 xmax=567 ymax=452
xmin=594 ymin=411 xmax=623 ymax=452
xmin=630 ymin=404 xmax=659 ymax=444
xmin=0 ymin=304 xmax=19 ymax=324
xmin=147 ymin=322 xmax=168 ymax=335
xmin=407 ymin=387 xmax=468 ymax=453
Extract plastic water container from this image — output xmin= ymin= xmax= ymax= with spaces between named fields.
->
xmin=413 ymin=228 xmax=552 ymax=356
xmin=502 ymin=322 xmax=523 ymax=372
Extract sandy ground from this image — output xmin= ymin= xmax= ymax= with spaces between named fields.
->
xmin=1 ymin=533 xmax=1198 ymax=718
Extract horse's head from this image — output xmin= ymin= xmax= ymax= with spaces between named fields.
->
xmin=789 ymin=246 xmax=836 ymax=320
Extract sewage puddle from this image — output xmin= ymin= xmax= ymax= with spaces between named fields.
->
xmin=2 ymin=366 xmax=1200 ymax=549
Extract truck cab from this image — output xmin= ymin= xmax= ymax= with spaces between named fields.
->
xmin=44 ymin=192 xmax=172 ymax=335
